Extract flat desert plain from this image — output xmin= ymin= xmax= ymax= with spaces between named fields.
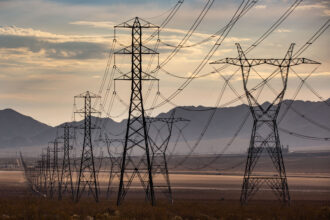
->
xmin=0 ymin=152 xmax=329 ymax=219
xmin=0 ymin=152 xmax=329 ymax=200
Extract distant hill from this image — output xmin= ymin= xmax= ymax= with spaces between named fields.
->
xmin=0 ymin=99 xmax=329 ymax=154
xmin=0 ymin=109 xmax=52 ymax=147
xmin=157 ymin=99 xmax=330 ymax=153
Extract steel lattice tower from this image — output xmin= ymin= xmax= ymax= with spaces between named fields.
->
xmin=35 ymin=159 xmax=41 ymax=190
xmin=42 ymin=150 xmax=49 ymax=195
xmin=58 ymin=123 xmax=75 ymax=200
xmin=36 ymin=156 xmax=44 ymax=192
xmin=103 ymin=137 xmax=124 ymax=200
xmin=211 ymin=43 xmax=320 ymax=204
xmin=20 ymin=152 xmax=38 ymax=193
xmin=45 ymin=147 xmax=51 ymax=195
xmin=39 ymin=152 xmax=47 ymax=193
xmin=146 ymin=110 xmax=189 ymax=203
xmin=114 ymin=17 xmax=160 ymax=206
xmin=75 ymin=91 xmax=101 ymax=202
xmin=49 ymin=140 xmax=60 ymax=199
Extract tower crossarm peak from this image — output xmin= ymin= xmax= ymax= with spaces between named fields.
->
xmin=115 ymin=17 xmax=159 ymax=29
xmin=74 ymin=91 xmax=101 ymax=99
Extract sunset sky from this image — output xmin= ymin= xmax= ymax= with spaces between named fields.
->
xmin=0 ymin=0 xmax=329 ymax=126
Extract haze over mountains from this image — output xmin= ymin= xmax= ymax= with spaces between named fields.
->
xmin=1 ymin=99 xmax=329 ymax=154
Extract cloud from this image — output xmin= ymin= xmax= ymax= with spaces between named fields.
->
xmin=0 ymin=35 xmax=107 ymax=60
xmin=297 ymin=3 xmax=326 ymax=10
xmin=255 ymin=5 xmax=266 ymax=9
xmin=45 ymin=0 xmax=163 ymax=6
xmin=0 ymin=26 xmax=111 ymax=59
xmin=224 ymin=37 xmax=251 ymax=43
xmin=0 ymin=25 xmax=58 ymax=38
xmin=70 ymin=21 xmax=115 ymax=29
xmin=0 ymin=26 xmax=113 ymax=43
xmin=276 ymin=28 xmax=292 ymax=33
xmin=296 ymin=2 xmax=330 ymax=16
xmin=323 ymin=9 xmax=330 ymax=16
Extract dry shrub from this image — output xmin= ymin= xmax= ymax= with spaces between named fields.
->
xmin=0 ymin=197 xmax=328 ymax=219
xmin=317 ymin=206 xmax=330 ymax=219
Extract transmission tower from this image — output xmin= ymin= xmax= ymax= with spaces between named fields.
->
xmin=211 ymin=43 xmax=320 ymax=204
xmin=48 ymin=140 xmax=60 ymax=199
xmin=75 ymin=91 xmax=101 ymax=202
xmin=23 ymin=159 xmax=40 ymax=194
xmin=43 ymin=146 xmax=51 ymax=196
xmin=146 ymin=110 xmax=189 ymax=203
xmin=103 ymin=137 xmax=124 ymax=200
xmin=57 ymin=123 xmax=75 ymax=200
xmin=36 ymin=157 xmax=44 ymax=192
xmin=114 ymin=17 xmax=160 ymax=206
xmin=20 ymin=152 xmax=38 ymax=193
xmin=40 ymin=150 xmax=48 ymax=195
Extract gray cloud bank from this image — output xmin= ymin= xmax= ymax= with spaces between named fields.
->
xmin=0 ymin=34 xmax=108 ymax=60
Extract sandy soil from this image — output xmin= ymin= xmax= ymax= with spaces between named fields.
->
xmin=1 ymin=170 xmax=329 ymax=201
xmin=1 ymin=152 xmax=329 ymax=202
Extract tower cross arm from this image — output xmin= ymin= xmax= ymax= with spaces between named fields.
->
xmin=211 ymin=58 xmax=320 ymax=67
xmin=74 ymin=91 xmax=100 ymax=99
xmin=141 ymin=46 xmax=159 ymax=54
xmin=115 ymin=45 xmax=159 ymax=55
xmin=210 ymin=58 xmax=242 ymax=66
xmin=289 ymin=58 xmax=321 ymax=66
xmin=247 ymin=58 xmax=320 ymax=67
xmin=74 ymin=107 xmax=100 ymax=114
xmin=115 ymin=71 xmax=159 ymax=81
xmin=115 ymin=47 xmax=131 ymax=54
xmin=115 ymin=18 xmax=136 ymax=28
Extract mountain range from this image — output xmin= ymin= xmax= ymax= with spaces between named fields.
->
xmin=0 ymin=99 xmax=329 ymax=154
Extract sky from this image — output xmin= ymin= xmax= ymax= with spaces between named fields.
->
xmin=0 ymin=0 xmax=329 ymax=126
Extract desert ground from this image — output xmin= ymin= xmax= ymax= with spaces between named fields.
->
xmin=0 ymin=151 xmax=329 ymax=219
